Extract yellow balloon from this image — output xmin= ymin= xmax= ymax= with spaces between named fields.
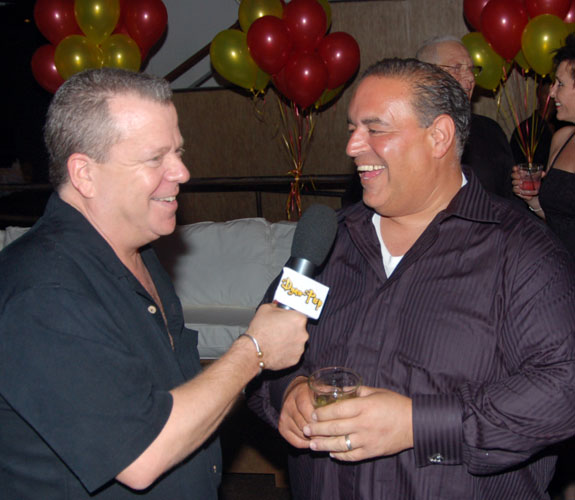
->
xmin=462 ymin=32 xmax=504 ymax=91
xmin=317 ymin=0 xmax=332 ymax=32
xmin=54 ymin=35 xmax=103 ymax=80
xmin=210 ymin=29 xmax=267 ymax=90
xmin=522 ymin=14 xmax=569 ymax=76
xmin=238 ymin=0 xmax=283 ymax=32
xmin=514 ymin=50 xmax=531 ymax=72
xmin=101 ymin=34 xmax=141 ymax=71
xmin=254 ymin=66 xmax=271 ymax=91
xmin=75 ymin=0 xmax=121 ymax=44
xmin=314 ymin=84 xmax=343 ymax=109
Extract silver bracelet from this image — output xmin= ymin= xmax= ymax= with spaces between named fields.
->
xmin=239 ymin=333 xmax=265 ymax=374
xmin=529 ymin=206 xmax=543 ymax=213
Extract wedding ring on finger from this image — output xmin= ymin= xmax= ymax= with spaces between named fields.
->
xmin=344 ymin=434 xmax=353 ymax=451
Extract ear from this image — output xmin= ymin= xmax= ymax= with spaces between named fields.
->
xmin=428 ymin=114 xmax=456 ymax=159
xmin=67 ymin=153 xmax=96 ymax=198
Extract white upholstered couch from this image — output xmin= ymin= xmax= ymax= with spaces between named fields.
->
xmin=0 ymin=218 xmax=296 ymax=359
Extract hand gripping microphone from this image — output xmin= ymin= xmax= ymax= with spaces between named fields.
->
xmin=275 ymin=204 xmax=338 ymax=318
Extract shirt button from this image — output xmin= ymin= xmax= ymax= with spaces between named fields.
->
xmin=428 ymin=453 xmax=444 ymax=464
xmin=147 ymin=305 xmax=157 ymax=314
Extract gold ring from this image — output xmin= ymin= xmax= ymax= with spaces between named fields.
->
xmin=345 ymin=434 xmax=352 ymax=451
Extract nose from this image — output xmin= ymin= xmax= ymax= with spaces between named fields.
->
xmin=550 ymin=81 xmax=558 ymax=99
xmin=460 ymin=67 xmax=475 ymax=85
xmin=166 ymin=155 xmax=190 ymax=184
xmin=346 ymin=128 xmax=368 ymax=158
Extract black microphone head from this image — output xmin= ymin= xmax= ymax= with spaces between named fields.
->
xmin=291 ymin=204 xmax=338 ymax=267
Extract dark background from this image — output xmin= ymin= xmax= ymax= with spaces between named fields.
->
xmin=1 ymin=0 xmax=51 ymax=182
xmin=0 ymin=0 xmax=53 ymax=226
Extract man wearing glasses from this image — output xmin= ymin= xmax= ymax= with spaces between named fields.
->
xmin=417 ymin=35 xmax=515 ymax=200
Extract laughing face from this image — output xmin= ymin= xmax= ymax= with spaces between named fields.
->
xmin=87 ymin=94 xmax=190 ymax=250
xmin=346 ymin=75 xmax=445 ymax=218
xmin=550 ymin=61 xmax=575 ymax=123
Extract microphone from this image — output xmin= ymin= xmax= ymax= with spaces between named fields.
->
xmin=275 ymin=204 xmax=338 ymax=317
xmin=285 ymin=204 xmax=338 ymax=278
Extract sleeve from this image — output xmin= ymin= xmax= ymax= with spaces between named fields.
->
xmin=412 ymin=241 xmax=575 ymax=474
xmin=0 ymin=286 xmax=173 ymax=493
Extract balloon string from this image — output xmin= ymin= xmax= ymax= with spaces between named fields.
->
xmin=499 ymin=68 xmax=543 ymax=164
xmin=277 ymin=96 xmax=316 ymax=219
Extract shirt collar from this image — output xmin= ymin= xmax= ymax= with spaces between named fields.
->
xmin=40 ymin=192 xmax=135 ymax=279
xmin=343 ymin=166 xmax=502 ymax=227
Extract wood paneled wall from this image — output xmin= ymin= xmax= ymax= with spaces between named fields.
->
xmin=174 ymin=0 xmax=499 ymax=223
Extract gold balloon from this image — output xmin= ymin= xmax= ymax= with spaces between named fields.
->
xmin=54 ymin=35 xmax=103 ymax=80
xmin=317 ymin=0 xmax=332 ymax=31
xmin=254 ymin=66 xmax=271 ymax=91
xmin=514 ymin=50 xmax=531 ymax=72
xmin=101 ymin=34 xmax=141 ymax=71
xmin=522 ymin=14 xmax=569 ymax=76
xmin=211 ymin=29 xmax=268 ymax=90
xmin=462 ymin=32 xmax=504 ymax=91
xmin=238 ymin=0 xmax=283 ymax=32
xmin=75 ymin=0 xmax=121 ymax=44
xmin=314 ymin=84 xmax=343 ymax=109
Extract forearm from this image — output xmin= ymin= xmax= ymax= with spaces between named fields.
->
xmin=526 ymin=197 xmax=546 ymax=219
xmin=117 ymin=335 xmax=260 ymax=489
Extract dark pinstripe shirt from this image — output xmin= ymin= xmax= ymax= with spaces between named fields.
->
xmin=249 ymin=169 xmax=575 ymax=499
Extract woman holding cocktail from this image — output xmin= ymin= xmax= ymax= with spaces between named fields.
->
xmin=512 ymin=34 xmax=575 ymax=259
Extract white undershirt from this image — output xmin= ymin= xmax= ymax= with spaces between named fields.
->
xmin=372 ymin=172 xmax=467 ymax=277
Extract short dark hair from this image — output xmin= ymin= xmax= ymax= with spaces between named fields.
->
xmin=44 ymin=68 xmax=173 ymax=190
xmin=553 ymin=32 xmax=575 ymax=82
xmin=361 ymin=58 xmax=471 ymax=158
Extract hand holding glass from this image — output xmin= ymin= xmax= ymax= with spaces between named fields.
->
xmin=308 ymin=367 xmax=362 ymax=408
xmin=518 ymin=163 xmax=544 ymax=194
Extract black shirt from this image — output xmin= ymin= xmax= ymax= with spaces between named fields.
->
xmin=0 ymin=194 xmax=221 ymax=499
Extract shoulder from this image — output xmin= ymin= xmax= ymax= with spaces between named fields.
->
xmin=548 ymin=125 xmax=575 ymax=167
xmin=550 ymin=125 xmax=575 ymax=149
xmin=490 ymin=195 xmax=571 ymax=267
xmin=0 ymin=224 xmax=92 ymax=298
xmin=471 ymin=113 xmax=506 ymax=136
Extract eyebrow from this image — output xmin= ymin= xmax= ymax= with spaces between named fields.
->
xmin=347 ymin=117 xmax=389 ymax=126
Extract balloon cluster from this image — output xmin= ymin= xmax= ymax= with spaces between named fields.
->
xmin=210 ymin=0 xmax=360 ymax=109
xmin=462 ymin=0 xmax=575 ymax=90
xmin=31 ymin=0 xmax=168 ymax=93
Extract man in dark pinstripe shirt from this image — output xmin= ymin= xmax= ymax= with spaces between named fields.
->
xmin=248 ymin=58 xmax=575 ymax=499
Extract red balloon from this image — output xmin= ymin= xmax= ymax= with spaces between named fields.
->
xmin=283 ymin=51 xmax=328 ymax=108
xmin=481 ymin=0 xmax=529 ymax=60
xmin=272 ymin=65 xmax=295 ymax=101
xmin=464 ymin=0 xmax=491 ymax=31
xmin=113 ymin=0 xmax=130 ymax=35
xmin=34 ymin=0 xmax=82 ymax=45
xmin=565 ymin=0 xmax=575 ymax=22
xmin=123 ymin=0 xmax=168 ymax=53
xmin=317 ymin=32 xmax=360 ymax=89
xmin=525 ymin=0 xmax=571 ymax=18
xmin=283 ymin=0 xmax=327 ymax=52
xmin=247 ymin=16 xmax=292 ymax=75
xmin=31 ymin=44 xmax=65 ymax=93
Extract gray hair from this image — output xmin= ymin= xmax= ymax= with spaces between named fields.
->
xmin=361 ymin=58 xmax=470 ymax=158
xmin=45 ymin=67 xmax=173 ymax=189
xmin=415 ymin=35 xmax=464 ymax=64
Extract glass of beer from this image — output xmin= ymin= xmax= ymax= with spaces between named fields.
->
xmin=308 ymin=366 xmax=362 ymax=408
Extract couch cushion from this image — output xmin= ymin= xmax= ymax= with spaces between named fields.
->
xmin=154 ymin=218 xmax=295 ymax=309
xmin=154 ymin=218 xmax=296 ymax=358
xmin=0 ymin=226 xmax=30 ymax=250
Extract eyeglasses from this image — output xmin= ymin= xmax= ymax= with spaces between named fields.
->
xmin=439 ymin=64 xmax=483 ymax=77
